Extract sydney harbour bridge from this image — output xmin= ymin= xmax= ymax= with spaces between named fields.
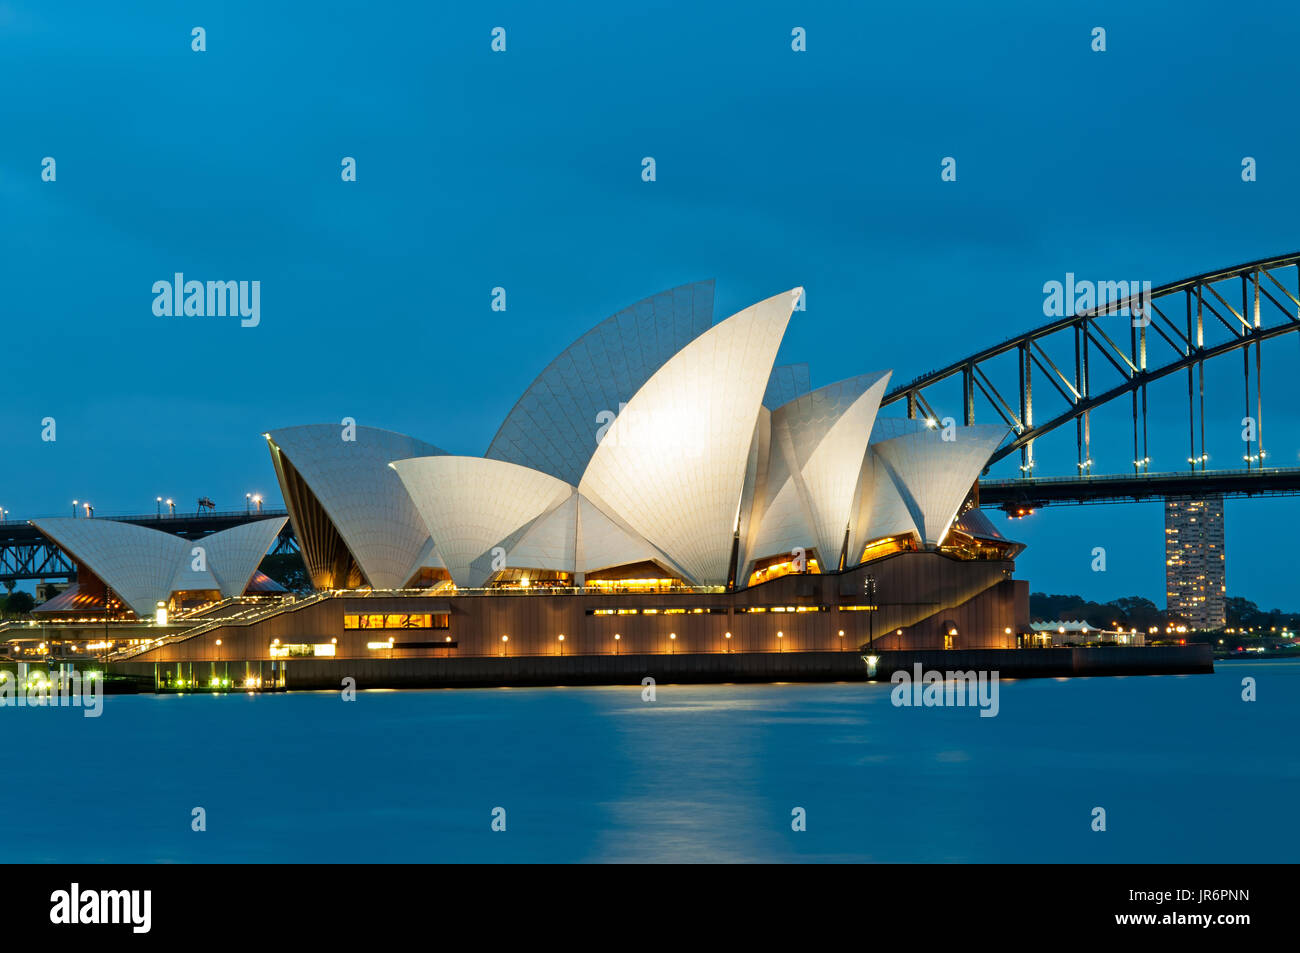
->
xmin=4 ymin=251 xmax=1300 ymax=594
xmin=882 ymin=251 xmax=1300 ymax=514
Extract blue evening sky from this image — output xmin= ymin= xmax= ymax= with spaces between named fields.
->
xmin=3 ymin=1 xmax=1298 ymax=607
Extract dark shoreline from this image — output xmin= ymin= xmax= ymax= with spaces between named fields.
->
xmin=74 ymin=644 xmax=1217 ymax=693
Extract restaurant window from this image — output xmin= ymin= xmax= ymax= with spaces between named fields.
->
xmin=343 ymin=612 xmax=449 ymax=630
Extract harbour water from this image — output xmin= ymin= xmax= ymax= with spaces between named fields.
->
xmin=1 ymin=659 xmax=1294 ymax=862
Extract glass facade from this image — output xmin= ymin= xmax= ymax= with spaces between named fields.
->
xmin=343 ymin=613 xmax=450 ymax=630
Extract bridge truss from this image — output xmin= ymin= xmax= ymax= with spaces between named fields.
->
xmin=881 ymin=252 xmax=1300 ymax=478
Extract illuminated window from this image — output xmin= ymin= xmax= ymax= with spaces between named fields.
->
xmin=270 ymin=643 xmax=314 ymax=658
xmin=859 ymin=534 xmax=919 ymax=564
xmin=344 ymin=613 xmax=449 ymax=630
xmin=746 ymin=554 xmax=821 ymax=587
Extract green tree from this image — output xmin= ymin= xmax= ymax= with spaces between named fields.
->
xmin=1 ymin=590 xmax=36 ymax=617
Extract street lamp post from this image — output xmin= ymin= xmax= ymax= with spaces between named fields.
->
xmin=156 ymin=496 xmax=162 ymax=517
xmin=103 ymin=586 xmax=112 ymax=653
xmin=865 ymin=574 xmax=878 ymax=648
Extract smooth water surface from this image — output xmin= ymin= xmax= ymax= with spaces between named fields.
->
xmin=1 ymin=659 xmax=1293 ymax=862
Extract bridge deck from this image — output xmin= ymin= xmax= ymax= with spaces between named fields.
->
xmin=980 ymin=466 xmax=1300 ymax=508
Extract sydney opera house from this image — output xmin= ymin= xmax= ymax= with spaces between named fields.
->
xmin=28 ymin=281 xmax=1029 ymax=673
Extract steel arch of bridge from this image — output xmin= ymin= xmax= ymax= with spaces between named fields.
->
xmin=881 ymin=251 xmax=1300 ymax=475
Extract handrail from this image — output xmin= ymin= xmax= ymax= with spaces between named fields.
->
xmin=0 ymin=508 xmax=288 ymax=528
xmin=981 ymin=465 xmax=1300 ymax=486
xmin=314 ymin=584 xmax=728 ymax=598
xmin=106 ymin=592 xmax=328 ymax=661
xmin=101 ymin=583 xmax=730 ymax=660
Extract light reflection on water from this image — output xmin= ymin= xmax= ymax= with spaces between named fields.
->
xmin=0 ymin=660 xmax=1294 ymax=862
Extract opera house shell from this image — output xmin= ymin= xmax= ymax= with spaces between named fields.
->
xmin=262 ymin=280 xmax=1022 ymax=602
xmin=30 ymin=517 xmax=288 ymax=618
xmin=94 ymin=279 xmax=1028 ymax=666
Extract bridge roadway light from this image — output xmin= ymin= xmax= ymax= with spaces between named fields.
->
xmin=72 ymin=500 xmax=78 ymax=517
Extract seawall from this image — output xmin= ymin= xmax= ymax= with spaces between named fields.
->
xmin=102 ymin=644 xmax=1213 ymax=691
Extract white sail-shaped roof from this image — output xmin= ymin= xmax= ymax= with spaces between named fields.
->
xmin=33 ymin=518 xmax=188 ymax=616
xmin=501 ymin=490 xmax=579 ymax=574
xmin=746 ymin=475 xmax=815 ymax=568
xmin=574 ymin=494 xmax=669 ymax=574
xmin=168 ymin=552 xmax=222 ymax=595
xmin=770 ymin=371 xmax=891 ymax=565
xmin=763 ymin=363 xmax=811 ymax=409
xmin=485 ymin=280 xmax=715 ymax=486
xmin=266 ymin=424 xmax=444 ymax=589
xmin=869 ymin=416 xmax=928 ymax=442
xmin=201 ymin=517 xmax=290 ymax=596
xmin=734 ymin=409 xmax=772 ymax=576
xmin=578 ymin=288 xmax=799 ymax=585
xmin=30 ymin=517 xmax=287 ymax=616
xmin=871 ymin=423 xmax=1009 ymax=547
xmin=391 ymin=456 xmax=574 ymax=588
xmin=849 ymin=447 xmax=920 ymax=557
